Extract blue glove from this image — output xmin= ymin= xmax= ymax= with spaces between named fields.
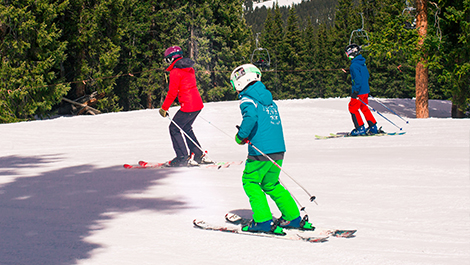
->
xmin=235 ymin=134 xmax=247 ymax=145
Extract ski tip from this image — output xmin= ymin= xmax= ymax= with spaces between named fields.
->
xmin=332 ymin=230 xmax=357 ymax=238
xmin=302 ymin=235 xmax=329 ymax=243
xmin=123 ymin=164 xmax=132 ymax=169
xmin=193 ymin=219 xmax=206 ymax=228
xmin=225 ymin=213 xmax=237 ymax=220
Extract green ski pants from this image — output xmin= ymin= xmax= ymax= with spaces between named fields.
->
xmin=242 ymin=159 xmax=300 ymax=223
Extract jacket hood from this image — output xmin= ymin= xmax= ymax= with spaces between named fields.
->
xmin=352 ymin=54 xmax=366 ymax=64
xmin=239 ymin=81 xmax=273 ymax=106
xmin=166 ymin=57 xmax=195 ymax=71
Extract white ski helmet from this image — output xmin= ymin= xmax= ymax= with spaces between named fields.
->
xmin=230 ymin=64 xmax=262 ymax=92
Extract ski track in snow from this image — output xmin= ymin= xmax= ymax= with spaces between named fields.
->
xmin=0 ymin=98 xmax=468 ymax=265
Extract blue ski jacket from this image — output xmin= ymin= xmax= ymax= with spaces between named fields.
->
xmin=350 ymin=54 xmax=370 ymax=95
xmin=237 ymin=81 xmax=286 ymax=157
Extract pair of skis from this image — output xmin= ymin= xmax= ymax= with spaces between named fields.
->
xmin=123 ymin=160 xmax=243 ymax=169
xmin=194 ymin=213 xmax=356 ymax=243
xmin=315 ymin=131 xmax=406 ymax=140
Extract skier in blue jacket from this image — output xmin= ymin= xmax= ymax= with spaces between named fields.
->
xmin=345 ymin=44 xmax=381 ymax=136
xmin=230 ymin=64 xmax=314 ymax=235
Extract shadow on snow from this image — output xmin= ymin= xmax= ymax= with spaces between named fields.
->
xmin=0 ymin=155 xmax=185 ymax=265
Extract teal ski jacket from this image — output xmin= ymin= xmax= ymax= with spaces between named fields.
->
xmin=237 ymin=81 xmax=286 ymax=157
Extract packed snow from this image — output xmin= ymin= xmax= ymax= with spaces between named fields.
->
xmin=0 ymin=98 xmax=469 ymax=265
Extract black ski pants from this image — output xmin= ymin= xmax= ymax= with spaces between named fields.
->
xmin=169 ymin=109 xmax=202 ymax=158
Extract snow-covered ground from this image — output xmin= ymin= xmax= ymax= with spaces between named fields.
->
xmin=0 ymin=98 xmax=468 ymax=265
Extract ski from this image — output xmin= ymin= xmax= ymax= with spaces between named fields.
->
xmin=123 ymin=162 xmax=166 ymax=169
xmin=123 ymin=160 xmax=243 ymax=169
xmin=225 ymin=212 xmax=357 ymax=238
xmin=139 ymin=160 xmax=243 ymax=169
xmin=193 ymin=219 xmax=329 ymax=243
xmin=197 ymin=160 xmax=244 ymax=169
xmin=315 ymin=131 xmax=406 ymax=140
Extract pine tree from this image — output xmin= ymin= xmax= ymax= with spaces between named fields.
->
xmin=260 ymin=4 xmax=284 ymax=99
xmin=0 ymin=0 xmax=69 ymax=122
xmin=300 ymin=18 xmax=319 ymax=98
xmin=195 ymin=0 xmax=251 ymax=102
xmin=365 ymin=0 xmax=418 ymax=99
xmin=281 ymin=7 xmax=303 ymax=98
xmin=57 ymin=0 xmax=121 ymax=113
xmin=434 ymin=0 xmax=470 ymax=117
xmin=114 ymin=0 xmax=161 ymax=110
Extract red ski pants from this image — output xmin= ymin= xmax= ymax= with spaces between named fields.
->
xmin=348 ymin=94 xmax=376 ymax=128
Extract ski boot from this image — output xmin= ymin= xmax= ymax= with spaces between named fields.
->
xmin=349 ymin=125 xmax=366 ymax=136
xmin=167 ymin=156 xmax=189 ymax=167
xmin=275 ymin=215 xmax=315 ymax=231
xmin=188 ymin=153 xmax=214 ymax=166
xmin=194 ymin=153 xmax=214 ymax=165
xmin=242 ymin=220 xmax=285 ymax=235
xmin=366 ymin=124 xmax=385 ymax=135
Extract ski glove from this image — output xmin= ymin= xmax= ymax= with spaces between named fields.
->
xmin=235 ymin=134 xmax=248 ymax=145
xmin=159 ymin=108 xmax=168 ymax=117
xmin=351 ymin=91 xmax=359 ymax=99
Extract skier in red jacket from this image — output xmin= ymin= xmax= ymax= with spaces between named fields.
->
xmin=159 ymin=46 xmax=211 ymax=166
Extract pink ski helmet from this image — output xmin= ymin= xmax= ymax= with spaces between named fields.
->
xmin=164 ymin=46 xmax=183 ymax=64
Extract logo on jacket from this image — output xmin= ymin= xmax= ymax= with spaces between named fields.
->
xmin=265 ymin=105 xmax=280 ymax=125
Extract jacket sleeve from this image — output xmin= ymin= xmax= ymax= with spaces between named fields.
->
xmin=350 ymin=64 xmax=361 ymax=93
xmin=161 ymin=70 xmax=180 ymax=111
xmin=238 ymin=97 xmax=258 ymax=139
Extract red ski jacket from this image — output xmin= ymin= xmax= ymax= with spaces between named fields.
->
xmin=161 ymin=58 xmax=204 ymax=113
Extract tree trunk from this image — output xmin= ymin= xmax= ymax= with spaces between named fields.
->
xmin=452 ymin=95 xmax=466 ymax=118
xmin=147 ymin=93 xmax=153 ymax=109
xmin=415 ymin=0 xmax=429 ymax=118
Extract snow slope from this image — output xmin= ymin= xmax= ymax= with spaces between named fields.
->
xmin=0 ymin=98 xmax=468 ymax=265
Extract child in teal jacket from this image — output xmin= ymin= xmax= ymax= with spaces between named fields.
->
xmin=230 ymin=64 xmax=314 ymax=235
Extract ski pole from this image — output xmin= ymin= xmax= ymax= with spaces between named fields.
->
xmin=236 ymin=126 xmax=317 ymax=205
xmin=279 ymin=178 xmax=308 ymax=213
xmin=199 ymin=116 xmax=233 ymax=138
xmin=370 ymin=96 xmax=409 ymax=124
xmin=166 ymin=114 xmax=212 ymax=161
xmin=358 ymin=98 xmax=403 ymax=131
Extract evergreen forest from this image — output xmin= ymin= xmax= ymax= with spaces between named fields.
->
xmin=0 ymin=0 xmax=468 ymax=123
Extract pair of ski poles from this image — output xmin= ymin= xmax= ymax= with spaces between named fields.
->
xmin=358 ymin=97 xmax=409 ymax=131
xmin=165 ymin=113 xmax=318 ymax=213
xmin=235 ymin=126 xmax=317 ymax=211
xmin=164 ymin=114 xmax=212 ymax=162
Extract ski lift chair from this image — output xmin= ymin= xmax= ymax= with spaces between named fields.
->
xmin=251 ymin=48 xmax=271 ymax=70
xmin=402 ymin=7 xmax=417 ymax=29
xmin=251 ymin=33 xmax=271 ymax=70
xmin=402 ymin=0 xmax=417 ymax=30
xmin=349 ymin=13 xmax=370 ymax=48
